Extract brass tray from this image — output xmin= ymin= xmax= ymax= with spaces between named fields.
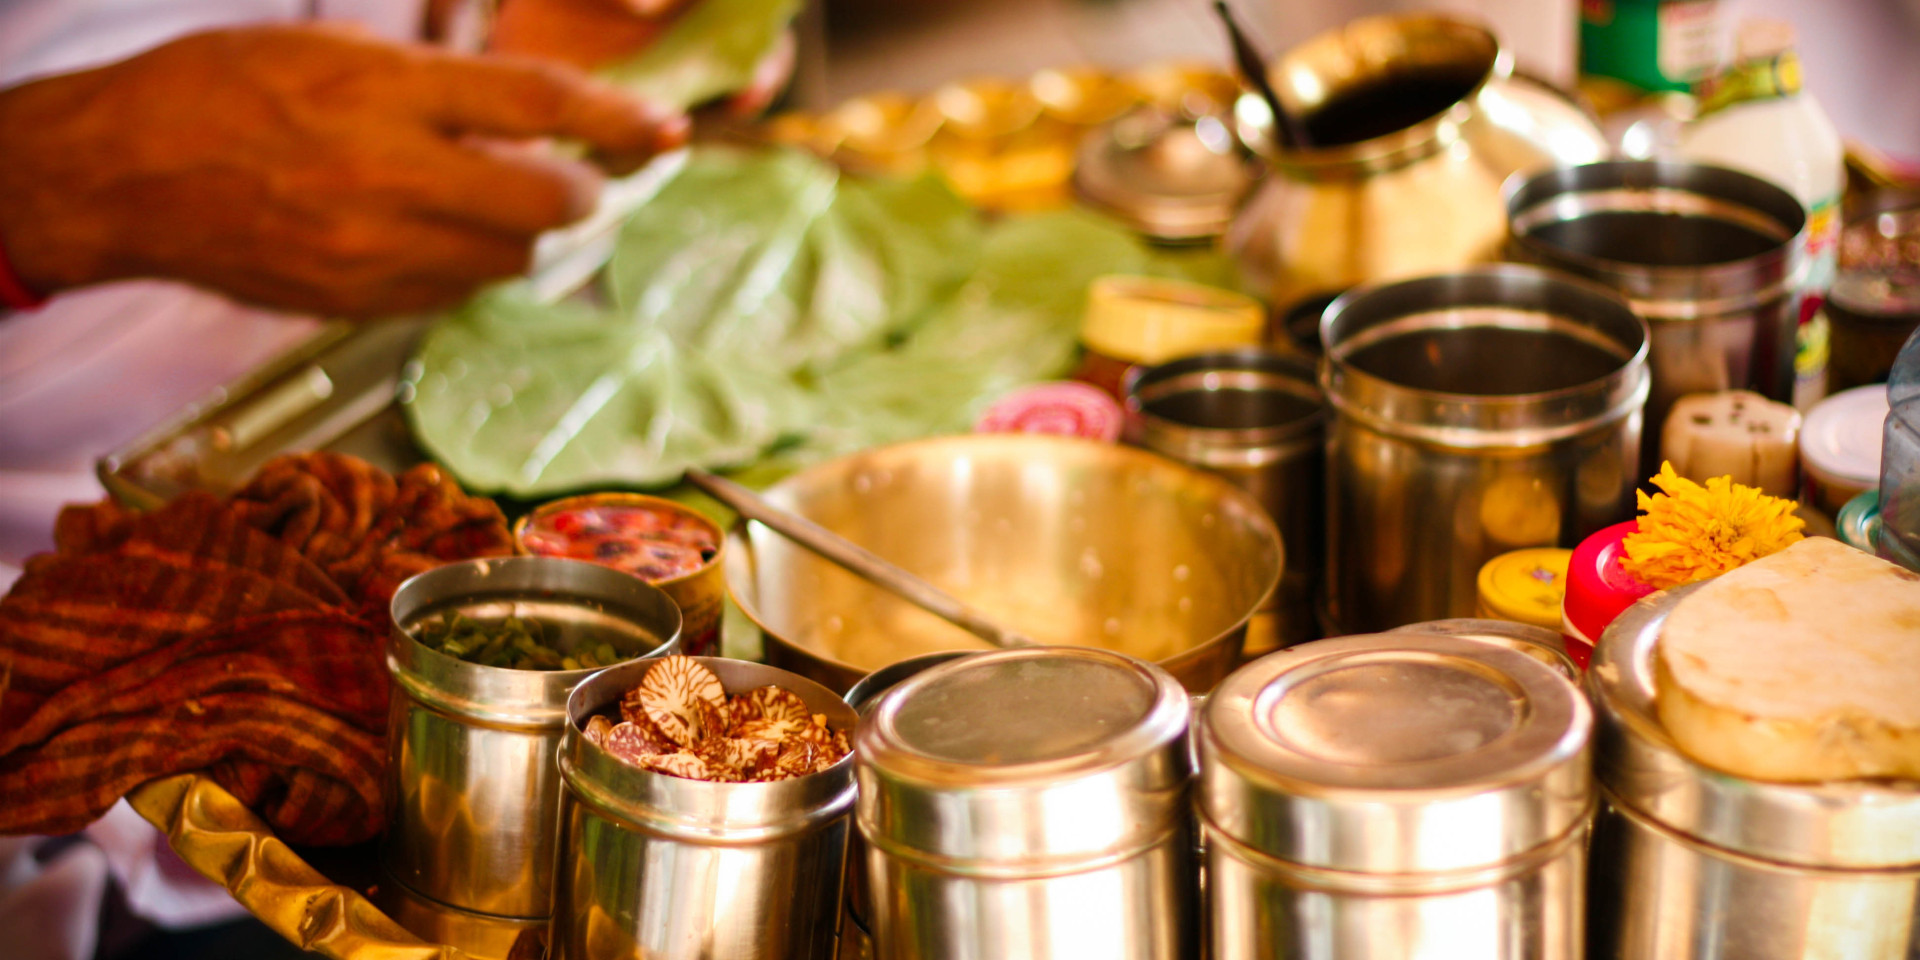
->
xmin=128 ymin=775 xmax=470 ymax=960
xmin=98 ymin=65 xmax=1237 ymax=960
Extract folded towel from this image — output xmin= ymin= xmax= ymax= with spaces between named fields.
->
xmin=0 ymin=453 xmax=512 ymax=845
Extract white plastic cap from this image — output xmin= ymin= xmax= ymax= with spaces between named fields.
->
xmin=1735 ymin=20 xmax=1797 ymax=61
xmin=1800 ymin=384 xmax=1890 ymax=486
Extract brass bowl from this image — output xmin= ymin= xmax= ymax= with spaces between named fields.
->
xmin=724 ymin=434 xmax=1283 ymax=693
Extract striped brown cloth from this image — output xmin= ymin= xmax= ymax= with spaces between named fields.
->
xmin=0 ymin=453 xmax=513 ymax=845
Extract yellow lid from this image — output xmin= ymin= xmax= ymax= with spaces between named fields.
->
xmin=1081 ymin=275 xmax=1266 ymax=364
xmin=1476 ymin=548 xmax=1574 ymax=631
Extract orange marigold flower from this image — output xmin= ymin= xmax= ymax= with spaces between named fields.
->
xmin=1619 ymin=462 xmax=1805 ymax=590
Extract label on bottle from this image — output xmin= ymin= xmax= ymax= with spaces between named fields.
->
xmin=1658 ymin=1 xmax=1721 ymax=84
xmin=1806 ymin=193 xmax=1840 ymax=286
xmin=1793 ymin=311 xmax=1831 ymax=411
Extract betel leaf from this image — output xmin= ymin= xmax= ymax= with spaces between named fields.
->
xmin=407 ymin=285 xmax=808 ymax=494
xmin=598 ymin=0 xmax=801 ymax=111
xmin=405 ymin=147 xmax=1241 ymax=497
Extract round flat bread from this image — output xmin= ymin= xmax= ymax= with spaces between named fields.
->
xmin=1656 ymin=537 xmax=1920 ymax=782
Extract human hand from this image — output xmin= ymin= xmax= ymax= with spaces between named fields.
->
xmin=490 ymin=0 xmax=795 ymax=117
xmin=0 ymin=24 xmax=688 ymax=316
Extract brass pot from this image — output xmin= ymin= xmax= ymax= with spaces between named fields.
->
xmin=1226 ymin=13 xmax=1607 ymax=311
xmin=723 ymin=434 xmax=1283 ymax=694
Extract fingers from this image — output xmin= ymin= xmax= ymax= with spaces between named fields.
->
xmin=413 ymin=52 xmax=689 ymax=167
xmin=390 ymin=132 xmax=607 ymax=235
xmin=318 ymin=214 xmax=533 ymax=314
xmin=726 ymin=29 xmax=797 ymax=120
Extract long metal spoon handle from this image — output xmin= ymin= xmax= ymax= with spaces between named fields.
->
xmin=686 ymin=469 xmax=1036 ymax=649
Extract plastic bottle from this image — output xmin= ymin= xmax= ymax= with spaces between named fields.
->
xmin=1679 ymin=20 xmax=1844 ymax=409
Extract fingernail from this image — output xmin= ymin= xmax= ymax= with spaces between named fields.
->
xmin=655 ymin=113 xmax=692 ymax=151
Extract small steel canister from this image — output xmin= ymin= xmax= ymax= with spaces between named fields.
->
xmin=856 ymin=646 xmax=1197 ymax=960
xmin=553 ymin=656 xmax=857 ymax=960
xmin=1126 ymin=348 xmax=1326 ymax=654
xmin=1505 ymin=160 xmax=1808 ymax=475
xmin=1199 ymin=633 xmax=1593 ymax=960
xmin=383 ymin=556 xmax=683 ymax=959
xmin=1320 ymin=266 xmax=1651 ymax=633
xmin=1587 ymin=584 xmax=1920 ymax=960
xmin=837 ymin=653 xmax=976 ymax=960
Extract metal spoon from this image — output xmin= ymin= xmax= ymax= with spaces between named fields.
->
xmin=1214 ymin=0 xmax=1311 ymax=151
xmin=686 ymin=468 xmax=1038 ymax=649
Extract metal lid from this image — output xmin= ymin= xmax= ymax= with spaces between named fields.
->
xmin=1072 ymin=106 xmax=1254 ymax=242
xmin=1590 ymin=583 xmax=1920 ymax=869
xmin=854 ymin=647 xmax=1190 ymax=874
xmin=1199 ymin=633 xmax=1591 ymax=874
xmin=1388 ymin=617 xmax=1577 ymax=680
xmin=1800 ymin=384 xmax=1889 ymax=486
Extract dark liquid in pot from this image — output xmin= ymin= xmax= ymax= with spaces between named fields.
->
xmin=1526 ymin=212 xmax=1784 ymax=266
xmin=1302 ymin=67 xmax=1485 ymax=146
xmin=1345 ymin=327 xmax=1627 ymax=395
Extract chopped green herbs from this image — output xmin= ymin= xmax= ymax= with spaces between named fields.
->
xmin=412 ymin=613 xmax=627 ymax=671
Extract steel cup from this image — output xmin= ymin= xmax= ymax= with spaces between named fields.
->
xmin=1587 ymin=584 xmax=1920 ymax=959
xmin=1506 ymin=160 xmax=1808 ymax=474
xmin=553 ymin=657 xmax=858 ymax=960
xmin=383 ymin=556 xmax=682 ymax=958
xmin=1320 ymin=265 xmax=1650 ymax=633
xmin=856 ymin=646 xmax=1198 ymax=960
xmin=1199 ymin=633 xmax=1593 ymax=960
xmin=1126 ymin=348 xmax=1326 ymax=653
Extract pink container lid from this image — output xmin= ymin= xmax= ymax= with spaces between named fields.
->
xmin=975 ymin=381 xmax=1124 ymax=442
xmin=1563 ymin=520 xmax=1657 ymax=642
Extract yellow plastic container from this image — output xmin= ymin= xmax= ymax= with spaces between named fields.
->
xmin=1476 ymin=548 xmax=1575 ymax=631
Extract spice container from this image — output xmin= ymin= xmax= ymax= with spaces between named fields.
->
xmin=1828 ymin=188 xmax=1920 ymax=393
xmin=383 ymin=557 xmax=683 ymax=958
xmin=1126 ymin=348 xmax=1325 ymax=653
xmin=1561 ymin=520 xmax=1656 ymax=652
xmin=1587 ymin=584 xmax=1920 ymax=959
xmin=1474 ymin=548 xmax=1574 ymax=632
xmin=553 ymin=657 xmax=857 ymax=960
xmin=855 ymin=647 xmax=1196 ymax=960
xmin=1321 ymin=266 xmax=1650 ymax=633
xmin=1199 ymin=632 xmax=1593 ymax=960
xmin=1074 ymin=275 xmax=1266 ymax=400
xmin=1799 ymin=384 xmax=1889 ymax=516
xmin=837 ymin=653 xmax=974 ymax=960
xmin=515 ymin=493 xmax=726 ymax=656
xmin=1506 ymin=160 xmax=1809 ymax=475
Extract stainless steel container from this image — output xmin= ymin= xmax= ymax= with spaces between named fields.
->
xmin=1126 ymin=348 xmax=1326 ymax=654
xmin=1388 ymin=617 xmax=1579 ymax=679
xmin=1587 ymin=584 xmax=1920 ymax=960
xmin=855 ymin=646 xmax=1196 ymax=960
xmin=1199 ymin=632 xmax=1594 ymax=960
xmin=837 ymin=653 xmax=975 ymax=960
xmin=1506 ymin=161 xmax=1808 ymax=474
xmin=554 ymin=656 xmax=858 ymax=960
xmin=383 ymin=556 xmax=682 ymax=958
xmin=1321 ymin=266 xmax=1651 ymax=633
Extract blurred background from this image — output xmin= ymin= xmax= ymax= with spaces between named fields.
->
xmin=801 ymin=0 xmax=1920 ymax=157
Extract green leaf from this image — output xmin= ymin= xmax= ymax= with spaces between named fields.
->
xmin=598 ymin=0 xmax=800 ymax=110
xmin=406 ymin=147 xmax=1241 ymax=498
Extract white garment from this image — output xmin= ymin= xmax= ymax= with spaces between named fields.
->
xmin=0 ymin=0 xmax=428 ymax=575
xmin=0 ymin=0 xmax=425 ymax=948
